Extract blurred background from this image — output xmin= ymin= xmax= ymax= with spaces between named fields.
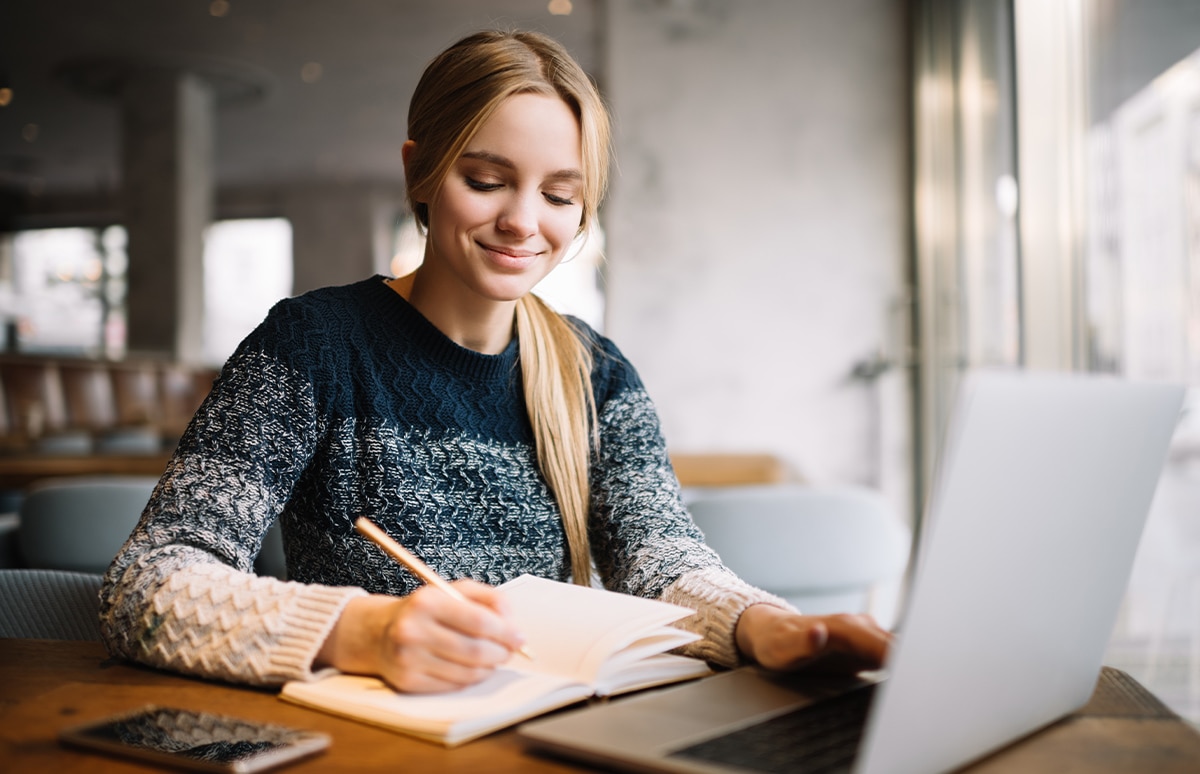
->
xmin=0 ymin=0 xmax=1198 ymax=725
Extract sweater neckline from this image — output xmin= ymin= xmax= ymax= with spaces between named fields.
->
xmin=363 ymin=275 xmax=520 ymax=381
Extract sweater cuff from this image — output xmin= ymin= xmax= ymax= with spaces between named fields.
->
xmin=660 ymin=566 xmax=796 ymax=669
xmin=270 ymin=583 xmax=368 ymax=682
xmin=141 ymin=562 xmax=367 ymax=687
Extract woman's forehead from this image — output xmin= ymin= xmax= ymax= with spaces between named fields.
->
xmin=461 ymin=93 xmax=582 ymax=173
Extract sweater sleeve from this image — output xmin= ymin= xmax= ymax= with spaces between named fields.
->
xmin=99 ymin=311 xmax=366 ymax=687
xmin=585 ymin=343 xmax=793 ymax=669
xmin=662 ymin=567 xmax=795 ymax=668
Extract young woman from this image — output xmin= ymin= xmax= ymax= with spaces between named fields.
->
xmin=100 ymin=29 xmax=890 ymax=694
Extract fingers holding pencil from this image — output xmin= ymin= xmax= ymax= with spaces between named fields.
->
xmin=316 ymin=521 xmax=530 ymax=693
xmin=354 ymin=517 xmax=532 ymax=661
xmin=326 ymin=582 xmax=519 ymax=694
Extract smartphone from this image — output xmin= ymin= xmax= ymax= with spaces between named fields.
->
xmin=59 ymin=705 xmax=331 ymax=773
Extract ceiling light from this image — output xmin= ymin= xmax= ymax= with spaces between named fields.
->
xmin=0 ymin=88 xmax=12 ymax=107
xmin=548 ymin=0 xmax=572 ymax=15
xmin=210 ymin=0 xmax=230 ymax=18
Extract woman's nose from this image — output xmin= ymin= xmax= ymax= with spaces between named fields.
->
xmin=496 ymin=192 xmax=537 ymax=238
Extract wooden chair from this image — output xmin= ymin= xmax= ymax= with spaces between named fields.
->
xmin=159 ymin=363 xmax=216 ymax=440
xmin=0 ymin=360 xmax=68 ymax=439
xmin=110 ymin=362 xmax=162 ymax=427
xmin=0 ymin=360 xmax=91 ymax=453
xmin=58 ymin=360 xmax=118 ymax=433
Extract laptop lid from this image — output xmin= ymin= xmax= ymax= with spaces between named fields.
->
xmin=519 ymin=370 xmax=1184 ymax=774
xmin=856 ymin=370 xmax=1183 ymax=773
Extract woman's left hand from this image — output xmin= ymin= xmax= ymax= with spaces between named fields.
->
xmin=735 ymin=603 xmax=892 ymax=674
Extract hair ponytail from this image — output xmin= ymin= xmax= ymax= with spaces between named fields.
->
xmin=515 ymin=294 xmax=597 ymax=585
xmin=405 ymin=29 xmax=611 ymax=585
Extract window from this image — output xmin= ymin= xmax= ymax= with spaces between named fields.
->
xmin=202 ymin=218 xmax=293 ymax=364
xmin=917 ymin=0 xmax=1200 ymax=723
xmin=1076 ymin=1 xmax=1200 ymax=723
xmin=0 ymin=225 xmax=127 ymax=357
xmin=0 ymin=217 xmax=293 ymax=364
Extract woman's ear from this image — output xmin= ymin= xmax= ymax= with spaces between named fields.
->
xmin=401 ymin=140 xmax=426 ymax=215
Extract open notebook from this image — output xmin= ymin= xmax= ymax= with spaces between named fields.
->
xmin=279 ymin=574 xmax=712 ymax=746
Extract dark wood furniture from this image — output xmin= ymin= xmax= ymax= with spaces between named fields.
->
xmin=0 ymin=453 xmax=172 ymax=491
xmin=0 ymin=354 xmax=216 ymax=454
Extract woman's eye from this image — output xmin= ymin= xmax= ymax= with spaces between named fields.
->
xmin=544 ymin=192 xmax=576 ymax=206
xmin=465 ymin=177 xmax=502 ymax=192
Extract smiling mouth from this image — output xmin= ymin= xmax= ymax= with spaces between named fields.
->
xmin=479 ymin=241 xmax=539 ymax=259
xmin=478 ymin=242 xmax=544 ymax=270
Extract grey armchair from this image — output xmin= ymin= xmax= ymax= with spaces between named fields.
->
xmin=0 ymin=568 xmax=103 ymax=640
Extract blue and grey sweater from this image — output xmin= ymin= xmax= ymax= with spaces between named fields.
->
xmin=99 ymin=276 xmax=784 ymax=686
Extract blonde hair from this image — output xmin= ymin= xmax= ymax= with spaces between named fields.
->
xmin=405 ymin=30 xmax=610 ymax=585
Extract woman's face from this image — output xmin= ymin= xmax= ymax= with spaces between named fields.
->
xmin=422 ymin=92 xmax=584 ymax=306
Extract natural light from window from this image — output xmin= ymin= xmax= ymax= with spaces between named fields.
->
xmin=202 ymin=218 xmax=293 ymax=364
xmin=0 ymin=218 xmax=293 ymax=365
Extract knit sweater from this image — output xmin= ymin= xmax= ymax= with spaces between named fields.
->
xmin=99 ymin=276 xmax=787 ymax=687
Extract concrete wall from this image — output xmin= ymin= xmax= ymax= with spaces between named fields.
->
xmin=602 ymin=0 xmax=911 ymax=511
xmin=280 ymin=184 xmax=404 ymax=295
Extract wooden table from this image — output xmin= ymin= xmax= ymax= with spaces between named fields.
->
xmin=670 ymin=453 xmax=789 ymax=488
xmin=1 ymin=639 xmax=1198 ymax=773
xmin=0 ymin=452 xmax=781 ymax=492
xmin=0 ymin=454 xmax=171 ymax=491
xmin=0 ymin=451 xmax=792 ymax=493
xmin=0 ymin=639 xmax=575 ymax=773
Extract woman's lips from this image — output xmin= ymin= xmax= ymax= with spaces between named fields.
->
xmin=479 ymin=242 xmax=541 ymax=269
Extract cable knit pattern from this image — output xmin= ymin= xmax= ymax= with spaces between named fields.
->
xmin=663 ymin=567 xmax=796 ymax=667
xmin=100 ymin=276 xmax=784 ymax=685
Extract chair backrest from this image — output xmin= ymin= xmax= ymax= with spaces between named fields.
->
xmin=0 ymin=568 xmax=103 ymax=640
xmin=17 ymin=476 xmax=157 ymax=574
xmin=0 ymin=360 xmax=69 ymax=437
xmin=160 ymin=363 xmax=217 ymax=428
xmin=687 ymin=484 xmax=912 ymax=617
xmin=111 ymin=362 xmax=162 ymax=427
xmin=59 ymin=360 xmax=118 ymax=432
xmin=255 ymin=520 xmax=288 ymax=580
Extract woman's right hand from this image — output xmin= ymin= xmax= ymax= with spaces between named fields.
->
xmin=315 ymin=578 xmax=527 ymax=693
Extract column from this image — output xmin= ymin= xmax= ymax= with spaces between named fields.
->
xmin=121 ymin=69 xmax=213 ymax=362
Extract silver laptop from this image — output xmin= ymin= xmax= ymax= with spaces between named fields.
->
xmin=519 ymin=370 xmax=1185 ymax=774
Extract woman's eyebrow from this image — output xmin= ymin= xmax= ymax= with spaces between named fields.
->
xmin=461 ymin=150 xmax=582 ymax=181
xmin=462 ymin=150 xmax=514 ymax=168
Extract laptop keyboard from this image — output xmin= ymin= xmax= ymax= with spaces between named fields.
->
xmin=668 ymin=683 xmax=877 ymax=774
